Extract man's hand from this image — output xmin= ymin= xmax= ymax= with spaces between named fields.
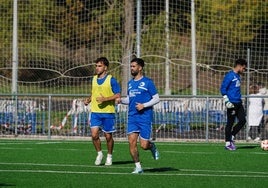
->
xmin=223 ymin=95 xmax=234 ymax=109
xmin=84 ymin=97 xmax=91 ymax=106
xmin=96 ymin=93 xmax=106 ymax=104
xmin=115 ymin=97 xmax=121 ymax=104
xmin=135 ymin=102 xmax=144 ymax=111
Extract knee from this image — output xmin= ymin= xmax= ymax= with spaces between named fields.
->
xmin=106 ymin=136 xmax=113 ymax=142
xmin=91 ymin=134 xmax=99 ymax=141
xmin=105 ymin=134 xmax=113 ymax=142
xmin=140 ymin=142 xmax=149 ymax=150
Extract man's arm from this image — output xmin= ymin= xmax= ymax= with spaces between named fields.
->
xmin=136 ymin=94 xmax=160 ymax=111
xmin=220 ymin=74 xmax=234 ymax=108
xmin=143 ymin=94 xmax=160 ymax=108
xmin=96 ymin=93 xmax=121 ymax=103
xmin=96 ymin=77 xmax=121 ymax=103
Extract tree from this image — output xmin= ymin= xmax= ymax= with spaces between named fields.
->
xmin=195 ymin=0 xmax=268 ymax=65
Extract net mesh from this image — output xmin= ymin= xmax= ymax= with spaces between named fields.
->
xmin=0 ymin=0 xmax=268 ymax=140
xmin=0 ymin=0 xmax=267 ymax=95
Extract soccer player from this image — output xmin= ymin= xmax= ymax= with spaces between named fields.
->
xmin=119 ymin=58 xmax=160 ymax=174
xmin=220 ymin=58 xmax=247 ymax=150
xmin=84 ymin=57 xmax=121 ymax=165
xmin=247 ymin=84 xmax=264 ymax=141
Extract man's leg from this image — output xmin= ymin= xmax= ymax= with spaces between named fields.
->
xmin=91 ymin=127 xmax=103 ymax=165
xmin=232 ymin=104 xmax=246 ymax=136
xmin=128 ymin=133 xmax=139 ymax=162
xmin=91 ymin=127 xmax=101 ymax=151
xmin=225 ymin=108 xmax=237 ymax=150
xmin=104 ymin=132 xmax=114 ymax=165
xmin=128 ymin=133 xmax=143 ymax=173
xmin=104 ymin=132 xmax=114 ymax=155
xmin=225 ymin=108 xmax=236 ymax=142
xmin=140 ymin=139 xmax=160 ymax=160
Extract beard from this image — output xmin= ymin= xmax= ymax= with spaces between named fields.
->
xmin=96 ymin=70 xmax=105 ymax=77
xmin=131 ymin=70 xmax=138 ymax=77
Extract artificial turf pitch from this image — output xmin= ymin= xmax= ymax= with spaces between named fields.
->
xmin=0 ymin=139 xmax=268 ymax=188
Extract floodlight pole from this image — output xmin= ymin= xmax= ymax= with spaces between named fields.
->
xmin=12 ymin=0 xmax=18 ymax=135
xmin=246 ymin=48 xmax=250 ymax=140
xmin=165 ymin=0 xmax=171 ymax=95
xmin=12 ymin=0 xmax=18 ymax=94
xmin=136 ymin=0 xmax=141 ymax=58
xmin=191 ymin=0 xmax=197 ymax=96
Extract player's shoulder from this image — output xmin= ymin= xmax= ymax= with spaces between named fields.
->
xmin=224 ymin=70 xmax=235 ymax=79
xmin=109 ymin=75 xmax=118 ymax=81
xmin=226 ymin=70 xmax=234 ymax=75
xmin=142 ymin=76 xmax=154 ymax=82
xmin=110 ymin=76 xmax=120 ymax=86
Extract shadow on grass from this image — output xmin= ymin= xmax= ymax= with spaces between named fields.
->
xmin=112 ymin=160 xmax=133 ymax=165
xmin=0 ymin=183 xmax=16 ymax=187
xmin=144 ymin=167 xmax=179 ymax=172
xmin=237 ymin=145 xmax=259 ymax=149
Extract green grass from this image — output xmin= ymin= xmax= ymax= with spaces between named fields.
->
xmin=1 ymin=139 xmax=268 ymax=188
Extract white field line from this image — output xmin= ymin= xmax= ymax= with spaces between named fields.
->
xmin=0 ymin=169 xmax=268 ymax=178
xmin=1 ymin=144 xmax=267 ymax=156
xmin=0 ymin=140 xmax=261 ymax=147
xmin=1 ymin=162 xmax=268 ymax=178
xmin=0 ymin=147 xmax=84 ymax=151
xmin=1 ymin=146 xmax=267 ymax=155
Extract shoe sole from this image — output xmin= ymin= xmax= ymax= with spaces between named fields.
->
xmin=225 ymin=147 xmax=236 ymax=151
xmin=132 ymin=171 xmax=143 ymax=174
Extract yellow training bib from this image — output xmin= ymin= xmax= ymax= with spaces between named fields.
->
xmin=91 ymin=75 xmax=115 ymax=113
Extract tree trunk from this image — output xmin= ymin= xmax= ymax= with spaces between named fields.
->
xmin=121 ymin=0 xmax=134 ymax=96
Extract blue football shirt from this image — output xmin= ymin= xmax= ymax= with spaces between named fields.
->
xmin=220 ymin=70 xmax=242 ymax=103
xmin=127 ymin=76 xmax=158 ymax=119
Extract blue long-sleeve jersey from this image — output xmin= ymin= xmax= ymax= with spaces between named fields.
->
xmin=220 ymin=70 xmax=242 ymax=103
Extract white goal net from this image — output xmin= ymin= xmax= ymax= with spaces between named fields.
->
xmin=0 ymin=0 xmax=267 ymax=140
xmin=0 ymin=0 xmax=267 ymax=95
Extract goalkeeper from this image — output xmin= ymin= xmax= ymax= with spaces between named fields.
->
xmin=220 ymin=58 xmax=247 ymax=151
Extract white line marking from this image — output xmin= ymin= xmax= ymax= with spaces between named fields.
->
xmin=0 ymin=162 xmax=131 ymax=169
xmin=0 ymin=169 xmax=267 ymax=178
xmin=1 ymin=162 xmax=268 ymax=176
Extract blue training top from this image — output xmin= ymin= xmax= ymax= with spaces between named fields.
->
xmin=127 ymin=76 xmax=158 ymax=119
xmin=220 ymin=70 xmax=242 ymax=103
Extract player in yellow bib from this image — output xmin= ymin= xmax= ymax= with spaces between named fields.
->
xmin=84 ymin=57 xmax=120 ymax=166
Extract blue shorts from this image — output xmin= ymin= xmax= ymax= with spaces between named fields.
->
xmin=90 ymin=112 xmax=116 ymax=133
xmin=127 ymin=116 xmax=152 ymax=140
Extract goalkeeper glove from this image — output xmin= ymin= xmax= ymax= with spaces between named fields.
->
xmin=223 ymin=95 xmax=234 ymax=109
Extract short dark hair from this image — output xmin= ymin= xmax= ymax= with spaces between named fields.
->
xmin=95 ymin=57 xmax=109 ymax=67
xmin=131 ymin=58 xmax=144 ymax=67
xmin=235 ymin=58 xmax=247 ymax=67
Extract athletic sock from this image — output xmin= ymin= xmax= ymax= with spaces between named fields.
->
xmin=135 ymin=162 xmax=142 ymax=169
xmin=225 ymin=141 xmax=231 ymax=146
